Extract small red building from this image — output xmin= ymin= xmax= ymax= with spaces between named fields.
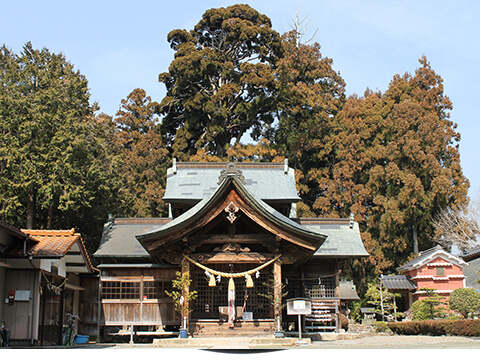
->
xmin=383 ymin=245 xmax=467 ymax=311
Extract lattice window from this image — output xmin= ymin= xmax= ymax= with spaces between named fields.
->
xmin=101 ymin=281 xmax=140 ymax=300
xmin=143 ymin=281 xmax=172 ymax=299
xmin=286 ymin=275 xmax=337 ymax=299
xmin=191 ymin=264 xmax=273 ymax=319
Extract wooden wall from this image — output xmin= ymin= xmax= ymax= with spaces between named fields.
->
xmin=79 ymin=266 xmax=179 ymax=336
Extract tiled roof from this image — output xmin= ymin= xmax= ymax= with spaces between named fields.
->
xmin=137 ymin=174 xmax=326 ymax=253
xmin=380 ymin=275 xmax=417 ymax=290
xmin=21 ymin=229 xmax=94 ymax=272
xmin=463 ymin=244 xmax=480 ymax=262
xmin=339 ymin=280 xmax=361 ymax=300
xmin=22 ymin=229 xmax=80 ymax=256
xmin=397 ymin=245 xmax=466 ymax=272
xmin=163 ymin=161 xmax=300 ymax=203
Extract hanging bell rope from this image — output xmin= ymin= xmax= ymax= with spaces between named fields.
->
xmin=183 ymin=254 xmax=281 ymax=279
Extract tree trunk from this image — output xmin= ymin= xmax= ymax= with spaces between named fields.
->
xmin=47 ymin=202 xmax=53 ymax=229
xmin=413 ymin=224 xmax=419 ymax=254
xmin=26 ymin=188 xmax=35 ymax=229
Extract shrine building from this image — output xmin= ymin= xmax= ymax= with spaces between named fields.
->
xmin=83 ymin=160 xmax=368 ymax=338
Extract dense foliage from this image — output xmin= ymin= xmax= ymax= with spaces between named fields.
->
xmin=0 ymin=5 xmax=470 ymax=279
xmin=410 ymin=288 xmax=445 ymax=320
xmin=159 ymin=4 xmax=281 ymax=158
xmin=0 ymin=43 xmax=119 ymax=251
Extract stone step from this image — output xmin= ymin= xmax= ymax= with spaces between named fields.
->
xmin=152 ymin=336 xmax=311 ymax=348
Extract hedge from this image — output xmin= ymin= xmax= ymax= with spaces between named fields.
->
xmin=388 ymin=319 xmax=480 ymax=337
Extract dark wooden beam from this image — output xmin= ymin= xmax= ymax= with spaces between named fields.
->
xmin=189 ymin=234 xmax=274 ymax=244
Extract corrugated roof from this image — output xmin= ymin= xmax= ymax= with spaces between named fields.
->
xmin=380 ymin=275 xmax=417 ymax=290
xmin=94 ymin=218 xmax=170 ymax=258
xmin=163 ymin=161 xmax=301 ymax=203
xmin=299 ymin=219 xmax=369 ymax=258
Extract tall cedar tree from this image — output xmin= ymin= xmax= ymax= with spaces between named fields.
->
xmin=159 ymin=4 xmax=282 ymax=158
xmin=113 ymin=88 xmax=169 ymax=217
xmin=321 ymin=57 xmax=469 ymax=279
xmin=274 ymin=30 xmax=346 ymax=216
xmin=0 ymin=43 xmax=112 ymax=235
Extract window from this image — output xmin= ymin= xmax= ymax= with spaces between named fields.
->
xmin=101 ymin=280 xmax=172 ymax=300
xmin=101 ymin=281 xmax=140 ymax=300
xmin=143 ymin=281 xmax=172 ymax=299
xmin=436 ymin=267 xmax=445 ymax=276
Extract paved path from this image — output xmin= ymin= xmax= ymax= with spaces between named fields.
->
xmin=307 ymin=334 xmax=480 ymax=349
xmin=102 ymin=334 xmax=480 ymax=350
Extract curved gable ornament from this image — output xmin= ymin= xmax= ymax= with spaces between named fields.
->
xmin=218 ymin=162 xmax=246 ymax=185
xmin=225 ymin=201 xmax=239 ymax=223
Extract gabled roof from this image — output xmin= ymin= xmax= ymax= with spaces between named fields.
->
xmin=138 ymin=174 xmax=326 ymax=261
xmin=380 ymin=275 xmax=417 ymax=291
xmin=397 ymin=245 xmax=467 ymax=272
xmin=94 ymin=218 xmax=170 ymax=258
xmin=298 ymin=218 xmax=369 ymax=258
xmin=163 ymin=161 xmax=301 ymax=204
xmin=21 ymin=229 xmax=94 ymax=273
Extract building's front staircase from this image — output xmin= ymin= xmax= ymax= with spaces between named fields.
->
xmin=190 ymin=319 xmax=275 ymax=337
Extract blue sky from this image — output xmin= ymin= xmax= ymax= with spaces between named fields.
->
xmin=2 ymin=0 xmax=479 ymax=199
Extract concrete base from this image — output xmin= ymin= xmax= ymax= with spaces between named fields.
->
xmin=151 ymin=332 xmax=363 ymax=348
xmin=152 ymin=336 xmax=311 ymax=348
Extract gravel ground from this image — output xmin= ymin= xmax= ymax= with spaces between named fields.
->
xmin=306 ymin=334 xmax=480 ymax=349
xmin=87 ymin=334 xmax=480 ymax=350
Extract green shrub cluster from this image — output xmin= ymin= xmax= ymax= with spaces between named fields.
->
xmin=374 ymin=321 xmax=390 ymax=333
xmin=388 ymin=319 xmax=480 ymax=337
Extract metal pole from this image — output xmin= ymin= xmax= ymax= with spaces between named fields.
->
xmin=298 ymin=314 xmax=302 ymax=340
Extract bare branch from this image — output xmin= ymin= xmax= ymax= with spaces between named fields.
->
xmin=432 ymin=199 xmax=480 ymax=253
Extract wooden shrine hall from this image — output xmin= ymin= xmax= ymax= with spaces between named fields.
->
xmin=85 ymin=160 xmax=368 ymax=338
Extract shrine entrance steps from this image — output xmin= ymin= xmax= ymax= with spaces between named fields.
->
xmin=190 ymin=319 xmax=275 ymax=337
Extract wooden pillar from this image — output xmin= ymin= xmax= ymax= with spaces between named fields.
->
xmin=181 ymin=257 xmax=190 ymax=330
xmin=273 ymin=258 xmax=282 ymax=328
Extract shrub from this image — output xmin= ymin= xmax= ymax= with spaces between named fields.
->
xmin=449 ymin=288 xmax=480 ymax=318
xmin=388 ymin=319 xmax=480 ymax=337
xmin=374 ymin=321 xmax=389 ymax=333
xmin=411 ymin=298 xmax=444 ymax=320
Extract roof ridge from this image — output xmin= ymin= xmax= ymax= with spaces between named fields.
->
xmin=21 ymin=228 xmax=77 ymax=236
xmin=176 ymin=162 xmax=284 ymax=168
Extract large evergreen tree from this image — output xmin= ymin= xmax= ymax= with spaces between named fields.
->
xmin=113 ymin=88 xmax=169 ymax=217
xmin=321 ymin=57 xmax=469 ymax=274
xmin=159 ymin=4 xmax=282 ymax=157
xmin=0 ymin=43 xmax=119 ymax=252
xmin=273 ymin=30 xmax=346 ymax=216
xmin=0 ymin=43 xmax=101 ymax=228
